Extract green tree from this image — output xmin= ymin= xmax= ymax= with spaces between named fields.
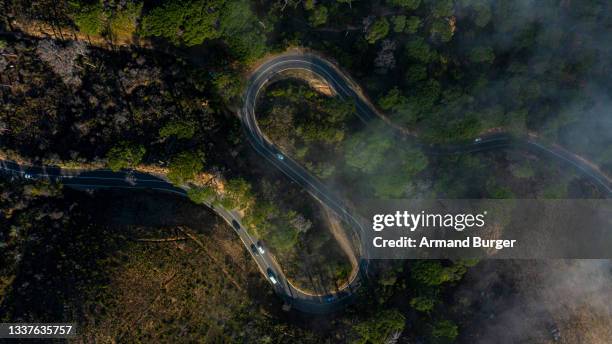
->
xmin=431 ymin=320 xmax=459 ymax=342
xmin=404 ymin=16 xmax=422 ymax=33
xmin=387 ymin=0 xmax=421 ymax=10
xmin=391 ymin=15 xmax=406 ymax=33
xmin=411 ymin=261 xmax=466 ymax=286
xmin=469 ymin=46 xmax=495 ymax=64
xmin=365 ymin=18 xmax=389 ymax=44
xmin=187 ymin=185 xmax=217 ymax=204
xmin=378 ymin=88 xmax=405 ymax=111
xmin=106 ymin=142 xmax=145 ymax=172
xmin=109 ymin=2 xmax=142 ymax=40
xmin=140 ymin=0 xmax=221 ymax=46
xmin=430 ymin=19 xmax=454 ymax=43
xmin=218 ymin=0 xmax=268 ymax=63
xmin=428 ymin=0 xmax=454 ymax=17
xmin=405 ymin=64 xmax=428 ymax=83
xmin=371 ymin=169 xmax=410 ymax=198
xmin=401 ymin=146 xmax=428 ymax=176
xmin=212 ymin=72 xmax=244 ymax=102
xmin=309 ymin=6 xmax=328 ymax=27
xmin=70 ymin=2 xmax=106 ymax=36
xmin=167 ymin=151 xmax=204 ymax=185
xmin=220 ymin=178 xmax=253 ymax=209
xmin=472 ymin=2 xmax=492 ymax=27
xmin=370 ymin=146 xmax=428 ymax=198
xmin=353 ymin=309 xmax=405 ymax=344
xmin=159 ymin=120 xmax=197 ymax=140
xmin=378 ymin=88 xmax=421 ymax=125
xmin=406 ymin=37 xmax=434 ymax=63
xmin=344 ymin=129 xmax=393 ymax=173
xmin=410 ymin=296 xmax=436 ymax=313
xmin=511 ymin=162 xmax=535 ymax=179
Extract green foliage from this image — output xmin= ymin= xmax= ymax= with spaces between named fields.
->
xmin=187 ymin=185 xmax=217 ymax=204
xmin=378 ymin=88 xmax=419 ymax=125
xmin=388 ymin=0 xmax=421 ymax=10
xmin=218 ymin=0 xmax=268 ymax=63
xmin=410 ymin=296 xmax=436 ymax=313
xmin=23 ymin=181 xmax=63 ymax=198
xmin=140 ymin=0 xmax=221 ymax=46
xmin=262 ymin=219 xmax=299 ymax=252
xmin=167 ymin=151 xmax=204 ymax=185
xmin=109 ymin=2 xmax=142 ymax=39
xmin=297 ymin=97 xmax=354 ymax=144
xmin=402 ymin=146 xmax=429 ymax=176
xmin=244 ymin=201 xmax=275 ymax=233
xmin=260 ymin=82 xmax=354 ymax=163
xmin=140 ymin=0 xmax=267 ymax=61
xmin=487 ymin=178 xmax=514 ymax=199
xmin=425 ymin=113 xmax=482 ymax=143
xmin=365 ymin=18 xmax=390 ymax=44
xmin=411 ymin=261 xmax=467 ymax=286
xmin=106 ymin=141 xmax=145 ymax=172
xmin=304 ymin=0 xmax=316 ymax=10
xmin=406 ymin=37 xmax=434 ymax=63
xmin=70 ymin=1 xmax=106 ymax=36
xmin=378 ymin=88 xmax=405 ymax=111
xmin=404 ymin=16 xmax=422 ymax=34
xmin=431 ymin=320 xmax=459 ymax=342
xmin=344 ymin=129 xmax=393 ymax=173
xmin=411 ymin=79 xmax=441 ymax=112
xmin=469 ymin=46 xmax=495 ymax=64
xmin=391 ymin=15 xmax=406 ymax=33
xmin=370 ymin=169 xmax=410 ymax=198
xmin=0 ymin=39 xmax=7 ymax=49
xmin=405 ymin=64 xmax=428 ymax=83
xmin=309 ymin=5 xmax=328 ymax=27
xmin=353 ymin=309 xmax=405 ymax=344
xmin=212 ymin=72 xmax=244 ymax=102
xmin=159 ymin=120 xmax=197 ymax=140
xmin=541 ymin=182 xmax=568 ymax=199
xmin=511 ymin=162 xmax=535 ymax=179
xmin=219 ymin=178 xmax=252 ymax=209
xmin=428 ymin=0 xmax=454 ymax=17
xmin=471 ymin=1 xmax=492 ymax=27
xmin=430 ymin=19 xmax=454 ymax=43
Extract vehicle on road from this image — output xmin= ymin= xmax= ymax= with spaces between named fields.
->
xmin=231 ymin=219 xmax=240 ymax=230
xmin=256 ymin=241 xmax=265 ymax=254
xmin=324 ymin=295 xmax=335 ymax=303
xmin=276 ymin=153 xmax=284 ymax=160
xmin=250 ymin=244 xmax=259 ymax=255
xmin=23 ymin=173 xmax=32 ymax=179
xmin=474 ymin=137 xmax=482 ymax=143
xmin=267 ymin=268 xmax=279 ymax=285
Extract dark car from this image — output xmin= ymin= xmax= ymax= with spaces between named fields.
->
xmin=250 ymin=244 xmax=259 ymax=255
xmin=231 ymin=219 xmax=240 ymax=230
xmin=324 ymin=294 xmax=335 ymax=303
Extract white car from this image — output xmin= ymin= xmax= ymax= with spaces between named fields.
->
xmin=24 ymin=173 xmax=33 ymax=179
xmin=474 ymin=137 xmax=482 ymax=143
xmin=276 ymin=153 xmax=284 ymax=160
xmin=267 ymin=268 xmax=279 ymax=285
xmin=256 ymin=241 xmax=265 ymax=255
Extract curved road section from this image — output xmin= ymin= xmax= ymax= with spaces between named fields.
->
xmin=239 ymin=52 xmax=612 ymax=310
xmin=2 ymin=51 xmax=611 ymax=314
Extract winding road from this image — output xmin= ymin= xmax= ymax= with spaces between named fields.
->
xmin=2 ymin=51 xmax=611 ymax=314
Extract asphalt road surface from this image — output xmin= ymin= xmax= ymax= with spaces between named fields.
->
xmin=2 ymin=52 xmax=611 ymax=314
